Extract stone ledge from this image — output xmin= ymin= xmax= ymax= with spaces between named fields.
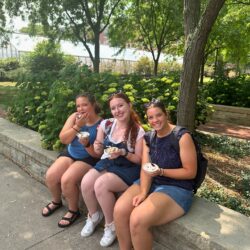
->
xmin=209 ymin=105 xmax=250 ymax=127
xmin=0 ymin=118 xmax=57 ymax=183
xmin=1 ymin=117 xmax=250 ymax=250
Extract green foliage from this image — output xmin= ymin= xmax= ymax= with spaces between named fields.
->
xmin=0 ymin=58 xmax=19 ymax=71
xmin=9 ymin=61 xmax=211 ymax=150
xmin=0 ymin=83 xmax=17 ymax=110
xmin=20 ymin=24 xmax=45 ymax=36
xmin=7 ymin=0 xmax=122 ymax=72
xmin=9 ymin=81 xmax=50 ymax=130
xmin=206 ymin=3 xmax=250 ymax=74
xmin=239 ymin=171 xmax=250 ymax=200
xmin=0 ymin=58 xmax=20 ymax=81
xmin=40 ymin=72 xmax=211 ymax=150
xmin=23 ymin=40 xmax=65 ymax=74
xmin=196 ymin=131 xmax=250 ymax=217
xmin=204 ymin=75 xmax=250 ymax=108
xmin=197 ymin=132 xmax=250 ymax=159
xmin=39 ymin=63 xmax=96 ymax=150
xmin=109 ymin=0 xmax=183 ymax=75
xmin=157 ymin=61 xmax=182 ymax=77
xmin=198 ymin=183 xmax=250 ymax=216
xmin=134 ymin=57 xmax=153 ymax=75
xmin=8 ymin=40 xmax=70 ymax=131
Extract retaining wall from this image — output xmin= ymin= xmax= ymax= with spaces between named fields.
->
xmin=209 ymin=105 xmax=250 ymax=126
xmin=1 ymin=117 xmax=250 ymax=250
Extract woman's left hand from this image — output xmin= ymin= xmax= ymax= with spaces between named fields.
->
xmin=108 ymin=149 xmax=124 ymax=160
xmin=143 ymin=167 xmax=162 ymax=177
xmin=78 ymin=137 xmax=90 ymax=147
xmin=132 ymin=192 xmax=147 ymax=207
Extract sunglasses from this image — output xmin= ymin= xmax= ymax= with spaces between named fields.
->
xmin=144 ymin=98 xmax=162 ymax=108
xmin=108 ymin=90 xmax=126 ymax=100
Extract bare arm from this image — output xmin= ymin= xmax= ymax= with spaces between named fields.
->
xmin=139 ymin=139 xmax=153 ymax=194
xmin=59 ymin=112 xmax=88 ymax=144
xmin=78 ymin=135 xmax=101 ymax=158
xmin=59 ymin=113 xmax=79 ymax=144
xmin=122 ymin=137 xmax=144 ymax=165
xmin=132 ymin=139 xmax=152 ymax=206
xmin=93 ymin=125 xmax=105 ymax=157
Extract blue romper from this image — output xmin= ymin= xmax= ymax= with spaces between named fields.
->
xmin=94 ymin=120 xmax=143 ymax=186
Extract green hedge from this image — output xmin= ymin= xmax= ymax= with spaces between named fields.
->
xmin=204 ymin=75 xmax=250 ymax=108
xmin=9 ymin=62 xmax=212 ymax=150
xmin=0 ymin=58 xmax=20 ymax=81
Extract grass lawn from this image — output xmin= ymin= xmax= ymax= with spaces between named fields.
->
xmin=0 ymin=82 xmax=17 ymax=112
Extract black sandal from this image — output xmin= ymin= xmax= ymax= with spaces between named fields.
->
xmin=58 ymin=210 xmax=81 ymax=228
xmin=42 ymin=201 xmax=63 ymax=217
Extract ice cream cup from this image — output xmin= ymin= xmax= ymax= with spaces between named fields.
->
xmin=142 ymin=162 xmax=159 ymax=173
xmin=77 ymin=131 xmax=90 ymax=139
xmin=104 ymin=146 xmax=119 ymax=154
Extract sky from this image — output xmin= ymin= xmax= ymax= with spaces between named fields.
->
xmin=7 ymin=16 xmax=28 ymax=31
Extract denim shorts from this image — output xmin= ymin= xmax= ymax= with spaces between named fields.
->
xmin=134 ymin=180 xmax=193 ymax=213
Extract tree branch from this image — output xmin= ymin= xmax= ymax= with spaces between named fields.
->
xmin=64 ymin=9 xmax=94 ymax=62
xmin=100 ymin=0 xmax=122 ymax=33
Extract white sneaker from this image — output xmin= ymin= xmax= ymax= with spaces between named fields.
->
xmin=80 ymin=211 xmax=103 ymax=237
xmin=100 ymin=222 xmax=116 ymax=247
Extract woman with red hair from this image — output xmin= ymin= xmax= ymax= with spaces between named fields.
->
xmin=80 ymin=92 xmax=145 ymax=247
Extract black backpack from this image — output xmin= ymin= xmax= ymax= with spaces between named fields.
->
xmin=146 ymin=126 xmax=208 ymax=193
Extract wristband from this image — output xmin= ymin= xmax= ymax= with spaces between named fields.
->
xmin=122 ymin=148 xmax=128 ymax=157
xmin=160 ymin=168 xmax=164 ymax=176
xmin=72 ymin=127 xmax=80 ymax=132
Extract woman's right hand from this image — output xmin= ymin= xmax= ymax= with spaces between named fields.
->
xmin=94 ymin=140 xmax=104 ymax=154
xmin=132 ymin=192 xmax=147 ymax=207
xmin=78 ymin=137 xmax=90 ymax=147
xmin=75 ymin=112 xmax=88 ymax=128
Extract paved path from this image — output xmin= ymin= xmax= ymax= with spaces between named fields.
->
xmin=198 ymin=122 xmax=250 ymax=140
xmin=0 ymin=154 xmax=119 ymax=250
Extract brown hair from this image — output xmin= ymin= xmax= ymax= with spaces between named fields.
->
xmin=76 ymin=92 xmax=101 ymax=114
xmin=108 ymin=92 xmax=141 ymax=149
xmin=144 ymin=99 xmax=171 ymax=122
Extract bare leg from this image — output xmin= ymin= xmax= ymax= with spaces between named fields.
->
xmin=130 ymin=192 xmax=185 ymax=250
xmin=95 ymin=173 xmax=128 ymax=224
xmin=81 ymin=168 xmax=104 ymax=215
xmin=42 ymin=156 xmax=73 ymax=214
xmin=114 ymin=184 xmax=141 ymax=250
xmin=58 ymin=161 xmax=92 ymax=226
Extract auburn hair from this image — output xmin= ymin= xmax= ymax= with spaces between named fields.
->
xmin=108 ymin=92 xmax=141 ymax=149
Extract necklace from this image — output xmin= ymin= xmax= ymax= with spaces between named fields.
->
xmin=157 ymin=125 xmax=174 ymax=138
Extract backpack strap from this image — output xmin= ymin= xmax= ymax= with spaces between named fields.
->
xmin=144 ymin=130 xmax=156 ymax=147
xmin=104 ymin=118 xmax=115 ymax=136
xmin=171 ymin=126 xmax=190 ymax=152
xmin=144 ymin=130 xmax=156 ymax=163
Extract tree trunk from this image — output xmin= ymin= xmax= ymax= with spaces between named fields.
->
xmin=214 ymin=47 xmax=219 ymax=77
xmin=93 ymin=31 xmax=100 ymax=73
xmin=200 ymin=55 xmax=205 ymax=85
xmin=177 ymin=0 xmax=225 ymax=131
xmin=183 ymin=0 xmax=200 ymax=42
xmin=153 ymin=59 xmax=159 ymax=76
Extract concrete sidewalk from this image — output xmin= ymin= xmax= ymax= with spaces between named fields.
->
xmin=0 ymin=154 xmax=120 ymax=250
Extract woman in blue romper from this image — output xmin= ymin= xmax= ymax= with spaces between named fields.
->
xmin=80 ymin=92 xmax=145 ymax=247
xmin=41 ymin=93 xmax=102 ymax=228
xmin=114 ymin=99 xmax=197 ymax=250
